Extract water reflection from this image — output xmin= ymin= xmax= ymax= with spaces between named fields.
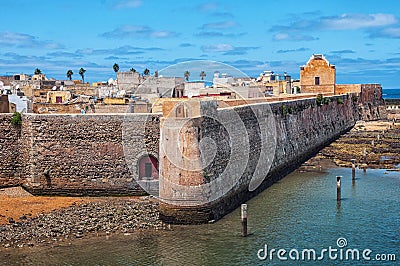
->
xmin=336 ymin=200 xmax=341 ymax=213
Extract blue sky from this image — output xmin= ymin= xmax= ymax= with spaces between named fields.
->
xmin=0 ymin=0 xmax=400 ymax=88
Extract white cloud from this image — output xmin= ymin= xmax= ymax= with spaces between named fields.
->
xmin=195 ymin=31 xmax=246 ymax=38
xmin=201 ymin=44 xmax=258 ymax=55
xmin=369 ymin=27 xmax=400 ymax=38
xmin=101 ymin=25 xmax=179 ymax=38
xmin=382 ymin=27 xmax=400 ymax=37
xmin=198 ymin=2 xmax=218 ymax=12
xmin=276 ymin=48 xmax=310 ymax=54
xmin=114 ymin=0 xmax=142 ymax=9
xmin=0 ymin=32 xmax=31 ymax=45
xmin=201 ymin=21 xmax=237 ymax=29
xmin=75 ymin=45 xmax=164 ymax=56
xmin=273 ymin=33 xmax=289 ymax=41
xmin=329 ymin=50 xmax=356 ymax=55
xmin=0 ymin=31 xmax=63 ymax=49
xmin=322 ymin=13 xmax=398 ymax=30
xmin=201 ymin=44 xmax=234 ymax=53
xmin=270 ymin=13 xmax=399 ymax=41
xmin=273 ymin=33 xmax=318 ymax=42
xmin=150 ymin=31 xmax=174 ymax=38
xmin=196 ymin=2 xmax=234 ymax=17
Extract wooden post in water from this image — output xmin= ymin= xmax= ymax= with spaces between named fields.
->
xmin=241 ymin=204 xmax=247 ymax=237
xmin=363 ymin=148 xmax=367 ymax=164
xmin=336 ymin=176 xmax=341 ymax=201
xmin=351 ymin=159 xmax=356 ymax=180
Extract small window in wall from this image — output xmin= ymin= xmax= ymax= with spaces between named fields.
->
xmin=176 ymin=104 xmax=186 ymax=118
xmin=315 ymin=76 xmax=320 ymax=85
xmin=138 ymin=155 xmax=159 ymax=180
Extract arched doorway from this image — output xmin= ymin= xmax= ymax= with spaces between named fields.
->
xmin=175 ymin=102 xmax=190 ymax=118
xmin=138 ymin=155 xmax=159 ymax=180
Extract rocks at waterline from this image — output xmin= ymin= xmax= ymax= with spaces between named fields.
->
xmin=0 ymin=198 xmax=166 ymax=248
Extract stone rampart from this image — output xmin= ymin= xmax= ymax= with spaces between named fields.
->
xmin=0 ymin=114 xmax=23 ymax=187
xmin=0 ymin=90 xmax=385 ymax=222
xmin=0 ymin=113 xmax=160 ymax=195
xmin=357 ymin=84 xmax=386 ymax=120
xmin=159 ymin=95 xmax=358 ymax=223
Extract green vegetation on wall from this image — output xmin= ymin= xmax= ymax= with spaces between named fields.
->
xmin=316 ymin=94 xmax=323 ymax=105
xmin=11 ymin=112 xmax=22 ymax=126
xmin=282 ymin=105 xmax=288 ymax=116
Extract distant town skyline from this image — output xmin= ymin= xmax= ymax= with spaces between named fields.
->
xmin=1 ymin=0 xmax=400 ymax=88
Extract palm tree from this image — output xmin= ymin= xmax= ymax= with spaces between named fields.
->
xmin=143 ymin=68 xmax=150 ymax=76
xmin=66 ymin=70 xmax=73 ymax=80
xmin=200 ymin=71 xmax=206 ymax=80
xmin=113 ymin=63 xmax=119 ymax=73
xmin=34 ymin=68 xmax=42 ymax=75
xmin=79 ymin=68 xmax=86 ymax=83
xmin=184 ymin=70 xmax=190 ymax=81
xmin=130 ymin=68 xmax=136 ymax=72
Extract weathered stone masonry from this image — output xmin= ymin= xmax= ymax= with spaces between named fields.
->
xmin=0 ymin=114 xmax=160 ymax=195
xmin=0 ymin=86 xmax=385 ymax=223
xmin=159 ymin=95 xmax=360 ymax=224
xmin=0 ymin=114 xmax=22 ymax=187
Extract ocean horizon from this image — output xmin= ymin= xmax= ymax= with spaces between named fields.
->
xmin=383 ymin=88 xmax=400 ymax=99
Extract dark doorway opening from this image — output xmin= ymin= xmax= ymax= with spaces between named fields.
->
xmin=138 ymin=155 xmax=159 ymax=180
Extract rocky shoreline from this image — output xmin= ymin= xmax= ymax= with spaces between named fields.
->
xmin=301 ymin=120 xmax=400 ymax=171
xmin=322 ymin=120 xmax=400 ymax=169
xmin=0 ymin=197 xmax=167 ymax=249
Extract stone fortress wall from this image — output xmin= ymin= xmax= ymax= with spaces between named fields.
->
xmin=159 ymin=95 xmax=357 ymax=223
xmin=0 ymin=114 xmax=22 ymax=187
xmin=0 ymin=113 xmax=160 ymax=195
xmin=0 ymin=85 xmax=385 ymax=223
xmin=158 ymin=85 xmax=385 ymax=223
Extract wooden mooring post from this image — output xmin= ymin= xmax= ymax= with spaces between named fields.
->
xmin=363 ymin=148 xmax=367 ymax=164
xmin=337 ymin=176 xmax=341 ymax=201
xmin=241 ymin=204 xmax=247 ymax=237
xmin=351 ymin=159 xmax=356 ymax=180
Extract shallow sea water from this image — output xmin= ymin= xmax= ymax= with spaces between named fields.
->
xmin=1 ymin=167 xmax=399 ymax=265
